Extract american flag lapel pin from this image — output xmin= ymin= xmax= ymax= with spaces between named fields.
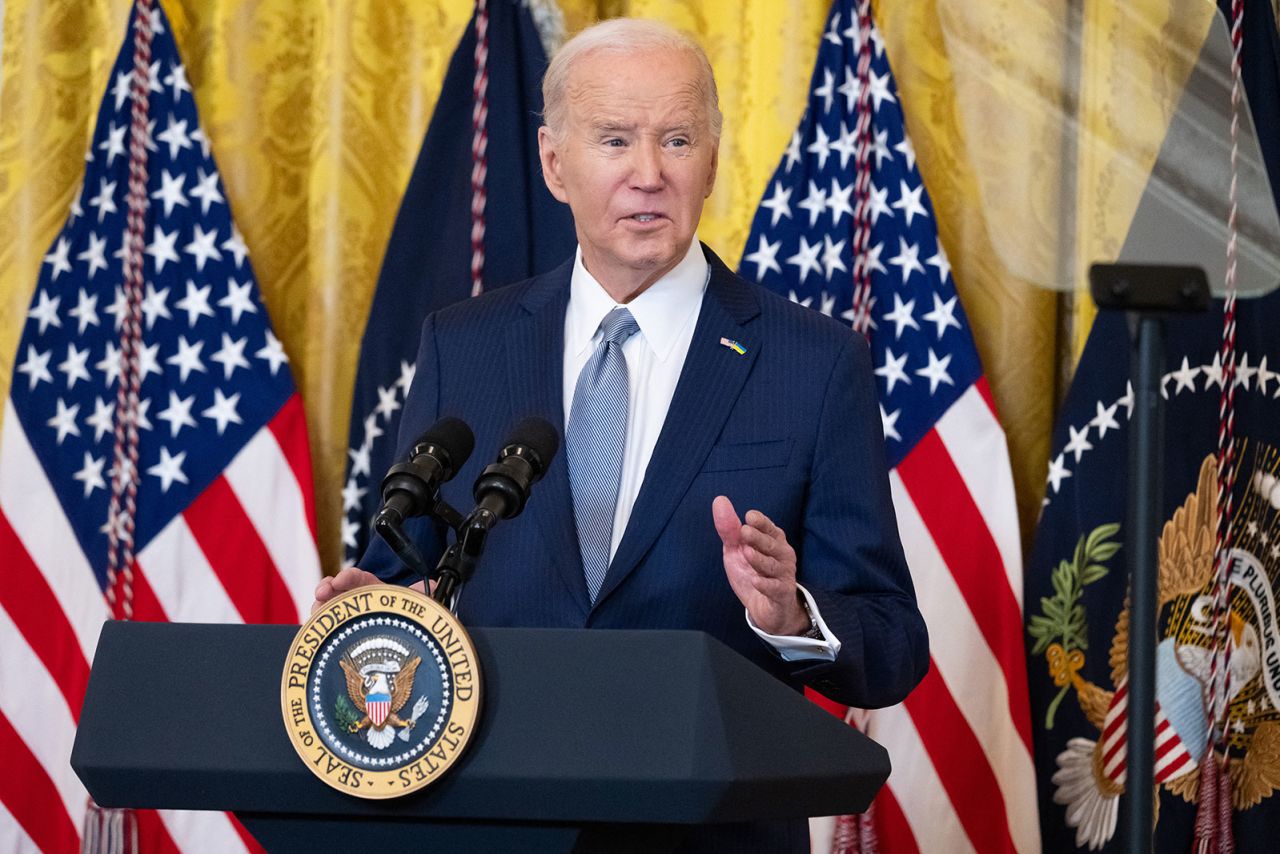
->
xmin=719 ymin=337 xmax=747 ymax=356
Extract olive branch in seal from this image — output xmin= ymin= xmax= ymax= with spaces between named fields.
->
xmin=1027 ymin=522 xmax=1121 ymax=729
xmin=334 ymin=691 xmax=362 ymax=731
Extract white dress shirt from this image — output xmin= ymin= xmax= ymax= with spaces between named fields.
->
xmin=563 ymin=240 xmax=839 ymax=661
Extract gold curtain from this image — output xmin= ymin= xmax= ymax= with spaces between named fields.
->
xmin=1 ymin=0 xmax=1203 ymax=571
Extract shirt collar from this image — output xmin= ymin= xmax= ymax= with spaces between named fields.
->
xmin=566 ymin=239 xmax=709 ymax=362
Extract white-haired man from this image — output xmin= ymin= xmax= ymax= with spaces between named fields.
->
xmin=319 ymin=18 xmax=927 ymax=851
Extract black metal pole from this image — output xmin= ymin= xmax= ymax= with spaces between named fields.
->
xmin=1089 ymin=263 xmax=1208 ymax=854
xmin=1124 ymin=313 xmax=1164 ymax=854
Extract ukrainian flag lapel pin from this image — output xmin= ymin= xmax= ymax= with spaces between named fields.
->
xmin=719 ymin=337 xmax=747 ymax=356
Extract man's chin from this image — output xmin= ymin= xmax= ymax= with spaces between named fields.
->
xmin=619 ymin=235 xmax=692 ymax=271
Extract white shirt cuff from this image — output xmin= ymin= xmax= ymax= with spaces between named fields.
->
xmin=745 ymin=584 xmax=841 ymax=662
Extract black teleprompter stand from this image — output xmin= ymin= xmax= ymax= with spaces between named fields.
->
xmin=1089 ymin=263 xmax=1209 ymax=854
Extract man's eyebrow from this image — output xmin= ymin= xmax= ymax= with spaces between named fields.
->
xmin=590 ymin=120 xmax=634 ymax=133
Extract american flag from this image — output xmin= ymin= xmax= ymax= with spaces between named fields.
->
xmin=0 ymin=3 xmax=318 ymax=851
xmin=739 ymin=2 xmax=1039 ymax=851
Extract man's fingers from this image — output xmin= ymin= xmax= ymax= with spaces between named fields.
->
xmin=739 ymin=539 xmax=790 ymax=580
xmin=712 ymin=495 xmax=742 ymax=547
xmin=312 ymin=566 xmax=382 ymax=613
xmin=332 ymin=567 xmax=379 ymax=592
xmin=744 ymin=509 xmax=784 ymax=540
xmin=310 ymin=579 xmax=334 ymax=613
xmin=743 ymin=510 xmax=790 ymax=561
xmin=738 ymin=530 xmax=777 ymax=568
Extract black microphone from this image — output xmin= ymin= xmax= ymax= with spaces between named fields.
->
xmin=432 ymin=417 xmax=559 ymax=606
xmin=470 ymin=416 xmax=560 ymax=523
xmin=373 ymin=416 xmax=475 ymax=530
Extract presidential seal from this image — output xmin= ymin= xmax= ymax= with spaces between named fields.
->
xmin=281 ymin=586 xmax=481 ymax=799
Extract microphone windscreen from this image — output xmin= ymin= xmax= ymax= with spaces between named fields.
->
xmin=415 ymin=416 xmax=475 ymax=470
xmin=504 ymin=416 xmax=560 ymax=472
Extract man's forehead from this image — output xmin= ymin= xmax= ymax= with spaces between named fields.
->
xmin=564 ymin=52 xmax=707 ymax=125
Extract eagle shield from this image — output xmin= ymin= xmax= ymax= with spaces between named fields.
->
xmin=338 ymin=636 xmax=423 ymax=749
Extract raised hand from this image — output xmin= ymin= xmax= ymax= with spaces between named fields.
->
xmin=712 ymin=495 xmax=809 ymax=637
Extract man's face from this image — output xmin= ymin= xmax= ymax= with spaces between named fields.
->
xmin=538 ymin=47 xmax=719 ymax=296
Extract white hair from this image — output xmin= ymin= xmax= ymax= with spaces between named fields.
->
xmin=541 ymin=18 xmax=723 ymax=142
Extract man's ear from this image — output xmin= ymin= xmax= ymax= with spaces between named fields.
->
xmin=538 ymin=126 xmax=569 ymax=204
xmin=704 ymin=143 xmax=719 ymax=199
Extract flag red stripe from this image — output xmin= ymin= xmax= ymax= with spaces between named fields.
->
xmin=897 ymin=431 xmax=1033 ymax=752
xmin=1159 ymin=754 xmax=1197 ymax=782
xmin=974 ymin=375 xmax=1001 ymax=422
xmin=1102 ymin=718 xmax=1125 ymax=751
xmin=1102 ymin=684 xmax=1128 ymax=743
xmin=182 ymin=476 xmax=297 ymax=623
xmin=267 ymin=395 xmax=318 ymax=544
xmin=1154 ymin=727 xmax=1183 ymax=762
xmin=134 ymin=809 xmax=182 ymax=854
xmin=229 ymin=812 xmax=267 ymax=854
xmin=873 ymin=784 xmax=921 ymax=854
xmin=1102 ymin=739 xmax=1126 ymax=773
xmin=1101 ymin=686 xmax=1127 ymax=781
xmin=904 ymin=663 xmax=1018 ymax=854
xmin=0 ymin=708 xmax=79 ymax=853
xmin=0 ymin=510 xmax=91 ymax=721
xmin=804 ymin=686 xmax=848 ymax=720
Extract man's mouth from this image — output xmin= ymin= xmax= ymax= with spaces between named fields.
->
xmin=627 ymin=213 xmax=663 ymax=223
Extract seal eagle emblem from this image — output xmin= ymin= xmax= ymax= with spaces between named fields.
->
xmin=281 ymin=586 xmax=481 ymax=798
xmin=1031 ymin=448 xmax=1280 ymax=849
xmin=338 ymin=637 xmax=428 ymax=748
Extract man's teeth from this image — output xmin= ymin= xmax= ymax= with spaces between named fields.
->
xmin=634 ymin=214 xmax=656 ymax=221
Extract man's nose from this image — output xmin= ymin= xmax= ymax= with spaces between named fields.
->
xmin=629 ymin=143 xmax=664 ymax=191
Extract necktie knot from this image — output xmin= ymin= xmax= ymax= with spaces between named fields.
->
xmin=599 ymin=308 xmax=639 ymax=347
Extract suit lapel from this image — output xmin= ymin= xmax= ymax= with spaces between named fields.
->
xmin=593 ymin=248 xmax=761 ymax=608
xmin=504 ymin=260 xmax=592 ymax=616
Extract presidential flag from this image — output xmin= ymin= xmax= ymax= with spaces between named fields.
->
xmin=740 ymin=2 xmax=1038 ymax=850
xmin=0 ymin=2 xmax=318 ymax=851
xmin=1027 ymin=2 xmax=1280 ymax=850
xmin=343 ymin=0 xmax=574 ymax=562
xmin=1026 ymin=294 xmax=1280 ymax=853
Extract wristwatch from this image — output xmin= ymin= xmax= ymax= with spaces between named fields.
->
xmin=798 ymin=594 xmax=825 ymax=640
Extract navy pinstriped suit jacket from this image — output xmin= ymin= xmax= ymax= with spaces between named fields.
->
xmin=361 ymin=245 xmax=928 ymax=710
xmin=360 ymin=246 xmax=927 ymax=850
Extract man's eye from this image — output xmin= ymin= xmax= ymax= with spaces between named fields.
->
xmin=604 ymin=138 xmax=625 ymax=147
xmin=668 ymin=138 xmax=689 ymax=147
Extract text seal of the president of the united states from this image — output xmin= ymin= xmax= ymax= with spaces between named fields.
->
xmin=281 ymin=586 xmax=481 ymax=798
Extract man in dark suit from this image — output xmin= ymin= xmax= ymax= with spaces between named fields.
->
xmin=316 ymin=19 xmax=927 ymax=842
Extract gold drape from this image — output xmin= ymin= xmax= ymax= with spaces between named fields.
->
xmin=2 ymin=0 xmax=1194 ymax=570
xmin=1071 ymin=1 xmax=1215 ymax=353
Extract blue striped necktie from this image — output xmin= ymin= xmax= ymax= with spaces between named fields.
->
xmin=567 ymin=307 xmax=640 ymax=603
